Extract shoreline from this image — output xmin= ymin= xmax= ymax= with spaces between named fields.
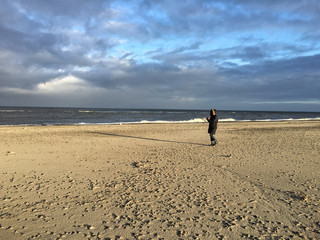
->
xmin=1 ymin=118 xmax=320 ymax=128
xmin=1 ymin=121 xmax=319 ymax=239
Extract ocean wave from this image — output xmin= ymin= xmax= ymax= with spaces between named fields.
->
xmin=74 ymin=118 xmax=207 ymax=125
xmin=126 ymin=117 xmax=320 ymax=124
xmin=219 ymin=118 xmax=237 ymax=122
xmin=1 ymin=116 xmax=320 ymax=127
xmin=78 ymin=110 xmax=118 ymax=113
xmin=0 ymin=110 xmax=25 ymax=112
xmin=139 ymin=118 xmax=207 ymax=124
xmin=254 ymin=117 xmax=320 ymax=122
xmin=78 ymin=110 xmax=94 ymax=113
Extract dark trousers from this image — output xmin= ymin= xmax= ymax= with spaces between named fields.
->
xmin=210 ymin=133 xmax=216 ymax=142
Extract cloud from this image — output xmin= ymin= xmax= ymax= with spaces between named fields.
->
xmin=0 ymin=75 xmax=113 ymax=107
xmin=36 ymin=76 xmax=94 ymax=94
xmin=1 ymin=75 xmax=104 ymax=95
xmin=167 ymin=42 xmax=202 ymax=54
xmin=11 ymin=0 xmax=110 ymax=20
xmin=0 ymin=0 xmax=319 ymax=111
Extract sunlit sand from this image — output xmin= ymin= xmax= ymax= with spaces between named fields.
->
xmin=1 ymin=121 xmax=319 ymax=239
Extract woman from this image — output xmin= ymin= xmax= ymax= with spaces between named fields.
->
xmin=206 ymin=109 xmax=218 ymax=146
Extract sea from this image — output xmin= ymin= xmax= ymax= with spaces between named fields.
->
xmin=0 ymin=106 xmax=320 ymax=126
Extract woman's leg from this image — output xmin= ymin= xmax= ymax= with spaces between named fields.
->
xmin=210 ymin=133 xmax=216 ymax=145
xmin=210 ymin=134 xmax=215 ymax=141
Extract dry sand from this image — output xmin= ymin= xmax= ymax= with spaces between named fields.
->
xmin=0 ymin=121 xmax=319 ymax=239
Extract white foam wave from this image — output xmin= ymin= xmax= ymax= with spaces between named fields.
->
xmin=138 ymin=118 xmax=207 ymax=124
xmin=254 ymin=117 xmax=320 ymax=122
xmin=219 ymin=118 xmax=237 ymax=122
xmin=55 ymin=117 xmax=320 ymax=126
xmin=127 ymin=117 xmax=320 ymax=124
xmin=2 ymin=116 xmax=320 ymax=127
xmin=78 ymin=110 xmax=118 ymax=113
xmin=0 ymin=110 xmax=25 ymax=112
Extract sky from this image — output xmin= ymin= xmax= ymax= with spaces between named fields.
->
xmin=0 ymin=0 xmax=319 ymax=111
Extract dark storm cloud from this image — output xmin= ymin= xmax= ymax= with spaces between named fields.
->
xmin=218 ymin=54 xmax=320 ymax=102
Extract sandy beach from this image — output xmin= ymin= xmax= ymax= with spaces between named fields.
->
xmin=0 ymin=121 xmax=319 ymax=239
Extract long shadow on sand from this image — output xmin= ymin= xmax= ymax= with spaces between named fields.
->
xmin=88 ymin=131 xmax=209 ymax=147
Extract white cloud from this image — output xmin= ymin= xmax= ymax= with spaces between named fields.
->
xmin=37 ymin=75 xmax=88 ymax=93
xmin=1 ymin=75 xmax=106 ymax=96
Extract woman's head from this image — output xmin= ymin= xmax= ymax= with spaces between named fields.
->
xmin=210 ymin=109 xmax=216 ymax=116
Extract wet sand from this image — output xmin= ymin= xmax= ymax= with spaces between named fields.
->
xmin=0 ymin=121 xmax=319 ymax=239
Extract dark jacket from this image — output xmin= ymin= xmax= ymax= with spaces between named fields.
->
xmin=207 ymin=115 xmax=218 ymax=134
